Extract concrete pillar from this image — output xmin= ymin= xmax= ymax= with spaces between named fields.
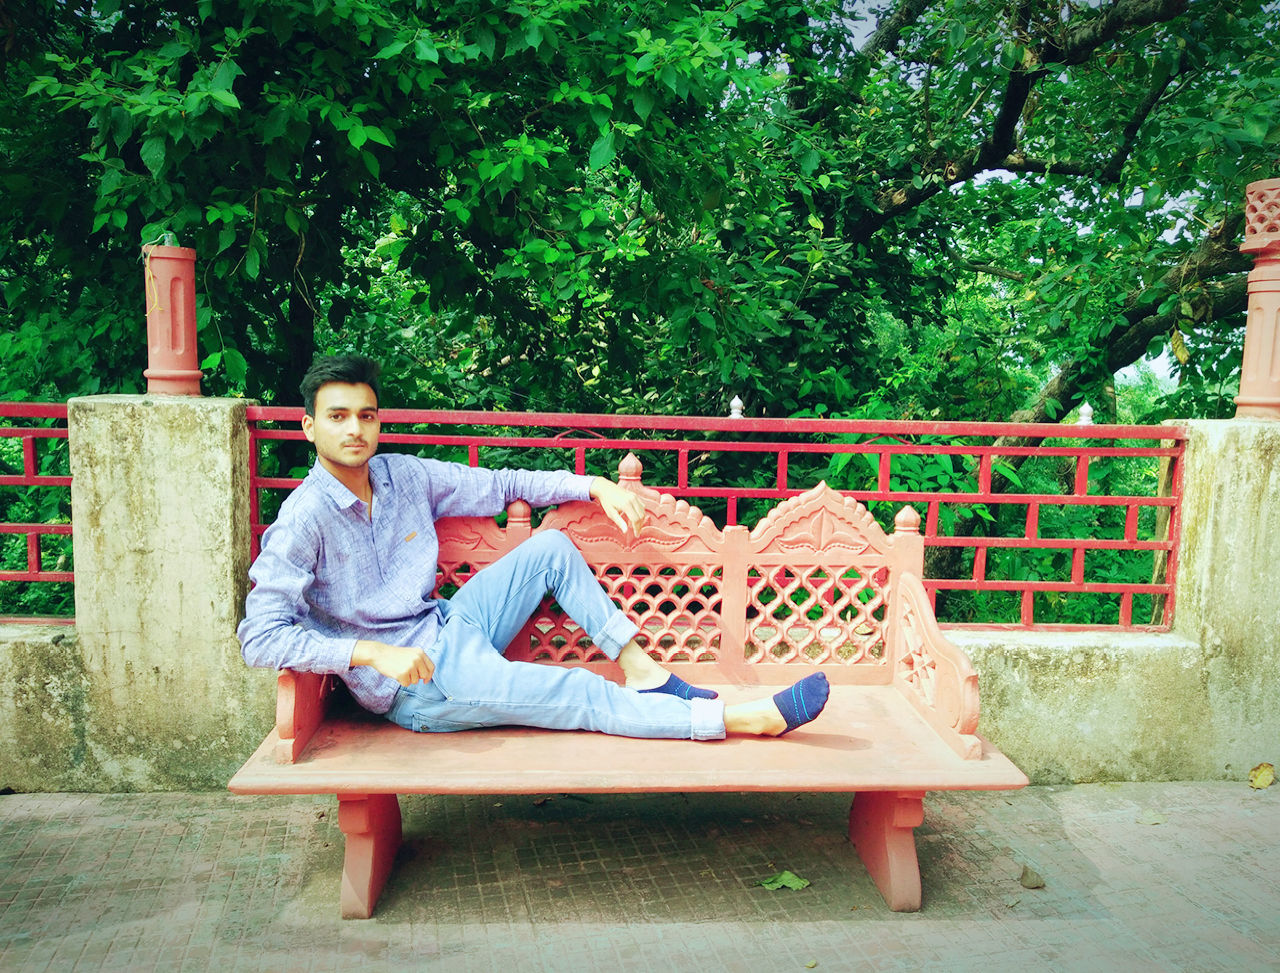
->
xmin=1169 ymin=418 xmax=1280 ymax=774
xmin=66 ymin=395 xmax=272 ymax=789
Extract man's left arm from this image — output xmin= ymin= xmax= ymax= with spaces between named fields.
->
xmin=419 ymin=458 xmax=645 ymax=534
xmin=590 ymin=476 xmax=646 ymax=536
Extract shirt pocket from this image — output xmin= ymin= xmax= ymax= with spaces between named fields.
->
xmin=385 ymin=525 xmax=435 ymax=607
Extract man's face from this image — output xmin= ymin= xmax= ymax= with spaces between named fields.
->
xmin=302 ymin=382 xmax=380 ymax=476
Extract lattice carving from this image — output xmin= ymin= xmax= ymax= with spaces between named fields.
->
xmin=897 ymin=598 xmax=938 ymax=709
xmin=894 ymin=573 xmax=979 ymax=743
xmin=1244 ymin=179 xmax=1280 ymax=253
xmin=749 ymin=481 xmax=891 ymax=558
xmin=432 ymin=475 xmax=912 ymax=670
xmin=533 ymin=494 xmax=726 ymax=664
xmin=506 ymin=558 xmax=726 ymax=665
xmin=604 ymin=561 xmax=723 ymax=662
xmin=434 ymin=513 xmax=518 ymax=598
xmin=745 ymin=564 xmax=887 ymax=665
xmin=541 ymin=491 xmax=722 ymax=557
xmin=745 ymin=484 xmax=891 ymax=666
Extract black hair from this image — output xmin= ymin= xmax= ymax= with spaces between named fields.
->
xmin=299 ymin=355 xmax=382 ymax=416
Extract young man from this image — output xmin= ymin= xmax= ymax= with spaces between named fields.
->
xmin=238 ymin=355 xmax=829 ymax=740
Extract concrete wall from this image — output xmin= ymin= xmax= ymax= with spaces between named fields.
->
xmin=0 ymin=397 xmax=274 ymax=791
xmin=0 ymin=410 xmax=1275 ymax=789
xmin=950 ymin=419 xmax=1280 ymax=784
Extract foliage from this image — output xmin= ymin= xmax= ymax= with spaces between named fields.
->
xmin=3 ymin=0 xmax=1279 ymax=621
xmin=4 ymin=0 xmax=1275 ymax=418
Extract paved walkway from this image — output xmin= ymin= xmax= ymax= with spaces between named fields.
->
xmin=0 ymin=782 xmax=1276 ymax=971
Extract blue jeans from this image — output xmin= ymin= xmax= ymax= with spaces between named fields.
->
xmin=384 ymin=530 xmax=725 ymax=740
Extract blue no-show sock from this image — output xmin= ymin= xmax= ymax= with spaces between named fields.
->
xmin=773 ymin=672 xmax=830 ymax=735
xmin=639 ymin=674 xmax=719 ymax=700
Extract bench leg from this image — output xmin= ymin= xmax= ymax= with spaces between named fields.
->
xmin=337 ymin=793 xmax=403 ymax=919
xmin=848 ymin=790 xmax=924 ymax=912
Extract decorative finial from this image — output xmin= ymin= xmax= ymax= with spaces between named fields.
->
xmin=894 ymin=505 xmax=921 ymax=533
xmin=1077 ymin=402 xmax=1093 ymax=425
xmin=729 ymin=395 xmax=744 ymax=419
xmin=618 ymin=452 xmax=644 ymax=485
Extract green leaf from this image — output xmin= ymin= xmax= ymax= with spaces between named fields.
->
xmin=757 ymin=870 xmax=810 ymax=891
xmin=373 ymin=39 xmax=408 ymax=59
xmin=414 ymin=37 xmax=439 ymax=63
xmin=140 ymin=137 xmax=166 ymax=178
xmin=223 ymin=347 xmax=248 ymax=384
xmin=631 ymin=87 xmax=655 ymax=122
xmin=588 ymin=130 xmax=615 ymax=171
xmin=208 ymin=89 xmax=240 ymax=109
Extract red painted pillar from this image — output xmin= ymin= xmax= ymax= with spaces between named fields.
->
xmin=1236 ymin=178 xmax=1280 ymax=419
xmin=142 ymin=244 xmax=203 ymax=395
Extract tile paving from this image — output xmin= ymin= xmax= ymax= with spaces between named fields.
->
xmin=0 ymin=782 xmax=1276 ymax=971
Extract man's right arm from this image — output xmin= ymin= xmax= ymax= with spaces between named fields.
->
xmin=239 ymin=515 xmax=436 ymax=686
xmin=351 ymin=640 xmax=435 ymax=686
xmin=237 ymin=516 xmax=357 ymax=676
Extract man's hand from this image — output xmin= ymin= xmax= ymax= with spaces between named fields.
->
xmin=352 ymin=639 xmax=435 ymax=686
xmin=591 ymin=476 xmax=647 ymax=536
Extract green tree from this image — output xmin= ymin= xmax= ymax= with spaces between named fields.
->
xmin=2 ymin=0 xmax=1276 ymax=424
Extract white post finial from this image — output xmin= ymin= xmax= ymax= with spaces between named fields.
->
xmin=728 ymin=395 xmax=744 ymax=419
xmin=1078 ymin=402 xmax=1094 ymax=425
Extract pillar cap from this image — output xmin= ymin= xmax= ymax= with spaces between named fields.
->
xmin=141 ymin=244 xmax=197 ymax=260
xmin=1242 ymin=178 xmax=1280 ymax=255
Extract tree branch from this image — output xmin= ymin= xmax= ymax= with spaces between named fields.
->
xmin=862 ymin=0 xmax=936 ymax=59
xmin=1098 ymin=52 xmax=1190 ymax=183
xmin=1007 ymin=210 xmax=1250 ymax=427
xmin=996 ymin=153 xmax=1098 ymax=177
xmin=858 ymin=0 xmax=1195 ymax=238
xmin=940 ymin=235 xmax=1027 ymax=282
xmin=1047 ymin=0 xmax=1190 ymax=67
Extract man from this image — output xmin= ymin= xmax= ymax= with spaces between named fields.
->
xmin=238 ymin=355 xmax=829 ymax=740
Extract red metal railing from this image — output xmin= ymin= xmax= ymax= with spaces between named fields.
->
xmin=0 ymin=403 xmax=74 ymax=623
xmin=247 ymin=407 xmax=1186 ymax=631
xmin=0 ymin=402 xmax=1186 ymax=630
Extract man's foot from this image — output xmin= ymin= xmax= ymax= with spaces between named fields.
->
xmin=639 ymin=673 xmax=720 ymax=701
xmin=772 ymin=672 xmax=830 ymax=735
xmin=724 ymin=672 xmax=830 ymax=736
xmin=618 ymin=640 xmax=719 ymax=699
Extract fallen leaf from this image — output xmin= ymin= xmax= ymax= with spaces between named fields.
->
xmin=1135 ymin=809 xmax=1166 ymax=826
xmin=757 ymin=870 xmax=811 ymax=891
xmin=1249 ymin=762 xmax=1275 ymax=789
xmin=805 ymin=963 xmax=818 ymax=969
xmin=1019 ymin=865 xmax=1045 ymax=889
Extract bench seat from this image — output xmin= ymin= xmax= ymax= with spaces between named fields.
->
xmin=230 ymin=454 xmax=1027 ymax=917
xmin=230 ymin=682 xmax=1026 ymax=796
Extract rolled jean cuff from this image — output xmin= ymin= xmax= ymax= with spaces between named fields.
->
xmin=595 ymin=611 xmax=641 ymax=660
xmin=690 ymin=697 xmax=726 ymax=741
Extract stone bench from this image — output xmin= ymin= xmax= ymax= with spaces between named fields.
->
xmin=229 ymin=454 xmax=1027 ymax=917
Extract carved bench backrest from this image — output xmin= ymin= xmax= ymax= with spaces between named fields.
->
xmin=434 ymin=454 xmax=925 ymax=685
xmin=273 ymin=454 xmax=935 ymax=760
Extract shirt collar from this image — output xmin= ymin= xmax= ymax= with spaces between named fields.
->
xmin=308 ymin=455 xmax=389 ymax=511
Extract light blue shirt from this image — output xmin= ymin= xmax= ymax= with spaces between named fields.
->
xmin=237 ymin=453 xmax=593 ymax=713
